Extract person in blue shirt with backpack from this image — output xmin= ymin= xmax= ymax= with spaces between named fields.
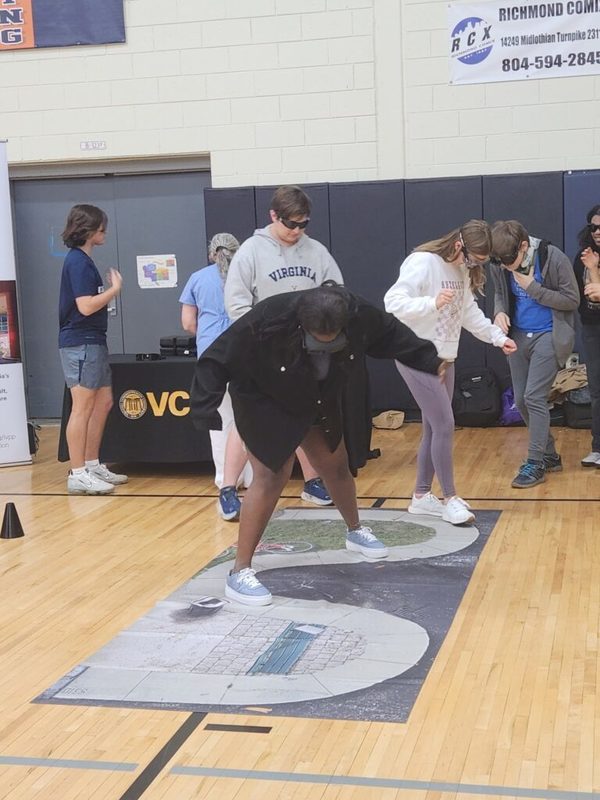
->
xmin=59 ymin=204 xmax=127 ymax=495
xmin=489 ymin=220 xmax=580 ymax=488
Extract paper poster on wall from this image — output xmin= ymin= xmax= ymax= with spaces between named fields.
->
xmin=136 ymin=254 xmax=178 ymax=289
xmin=0 ymin=141 xmax=31 ymax=466
xmin=449 ymin=1 xmax=600 ymax=85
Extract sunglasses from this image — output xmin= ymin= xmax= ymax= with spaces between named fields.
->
xmin=489 ymin=248 xmax=520 ymax=268
xmin=278 ymin=217 xmax=310 ymax=230
xmin=587 ymin=223 xmax=600 ymax=233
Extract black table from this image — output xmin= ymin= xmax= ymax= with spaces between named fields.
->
xmin=58 ymin=355 xmax=212 ymax=463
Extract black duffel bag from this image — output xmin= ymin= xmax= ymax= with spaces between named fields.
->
xmin=564 ymin=386 xmax=592 ymax=429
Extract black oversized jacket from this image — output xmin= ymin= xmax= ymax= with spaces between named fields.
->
xmin=190 ymin=290 xmax=442 ymax=472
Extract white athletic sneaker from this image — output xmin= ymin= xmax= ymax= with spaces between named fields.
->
xmin=88 ymin=463 xmax=129 ymax=485
xmin=67 ymin=470 xmax=115 ymax=495
xmin=408 ymin=492 xmax=444 ymax=517
xmin=581 ymin=451 xmax=600 ymax=468
xmin=442 ymin=496 xmax=475 ymax=525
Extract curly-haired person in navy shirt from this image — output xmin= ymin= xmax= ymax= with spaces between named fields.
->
xmin=58 ymin=204 xmax=127 ymax=495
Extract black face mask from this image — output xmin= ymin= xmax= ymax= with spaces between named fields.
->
xmin=302 ymin=330 xmax=348 ymax=354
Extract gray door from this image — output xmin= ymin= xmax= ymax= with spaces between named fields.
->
xmin=113 ymin=172 xmax=210 ymax=353
xmin=12 ymin=170 xmax=210 ymax=418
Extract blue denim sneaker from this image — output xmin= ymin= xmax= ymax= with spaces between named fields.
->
xmin=543 ymin=452 xmax=562 ymax=472
xmin=301 ymin=477 xmax=333 ymax=506
xmin=218 ymin=486 xmax=241 ymax=521
xmin=511 ymin=459 xmax=546 ymax=488
xmin=225 ymin=568 xmax=272 ymax=606
xmin=345 ymin=526 xmax=388 ymax=559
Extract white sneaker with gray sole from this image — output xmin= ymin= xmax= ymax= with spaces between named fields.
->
xmin=408 ymin=492 xmax=444 ymax=517
xmin=581 ymin=451 xmax=600 ymax=467
xmin=67 ymin=470 xmax=115 ymax=495
xmin=88 ymin=463 xmax=129 ymax=485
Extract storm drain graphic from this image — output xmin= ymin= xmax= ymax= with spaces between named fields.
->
xmin=36 ymin=507 xmax=500 ymax=722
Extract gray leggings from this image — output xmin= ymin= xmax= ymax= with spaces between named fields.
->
xmin=396 ymin=361 xmax=456 ymax=498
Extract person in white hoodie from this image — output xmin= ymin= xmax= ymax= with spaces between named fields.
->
xmin=384 ymin=219 xmax=517 ymax=525
xmin=225 ymin=185 xmax=344 ymax=506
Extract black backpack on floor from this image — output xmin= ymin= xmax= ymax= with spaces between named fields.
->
xmin=452 ymin=367 xmax=501 ymax=427
xmin=564 ymin=386 xmax=592 ymax=429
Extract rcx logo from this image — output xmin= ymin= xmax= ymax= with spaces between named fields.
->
xmin=450 ymin=16 xmax=494 ymax=65
xmin=119 ymin=389 xmax=190 ymax=419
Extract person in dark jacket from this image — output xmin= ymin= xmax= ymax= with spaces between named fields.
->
xmin=191 ymin=283 xmax=444 ymax=607
xmin=573 ymin=204 xmax=600 ymax=467
xmin=489 ymin=220 xmax=580 ymax=488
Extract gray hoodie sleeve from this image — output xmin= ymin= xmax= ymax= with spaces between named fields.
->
xmin=527 ymin=245 xmax=580 ymax=311
xmin=323 ymin=252 xmax=344 ymax=285
xmin=224 ymin=244 xmax=256 ymax=320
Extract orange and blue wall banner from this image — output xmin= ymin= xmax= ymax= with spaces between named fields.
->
xmin=0 ymin=0 xmax=125 ymax=51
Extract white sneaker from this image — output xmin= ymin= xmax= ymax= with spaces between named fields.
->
xmin=408 ymin=492 xmax=444 ymax=517
xmin=67 ymin=470 xmax=115 ymax=495
xmin=581 ymin=451 xmax=600 ymax=468
xmin=88 ymin=464 xmax=128 ymax=485
xmin=442 ymin=496 xmax=475 ymax=525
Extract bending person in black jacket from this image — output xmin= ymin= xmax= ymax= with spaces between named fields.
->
xmin=191 ymin=283 xmax=444 ymax=607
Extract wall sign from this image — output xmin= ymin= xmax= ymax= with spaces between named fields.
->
xmin=0 ymin=0 xmax=125 ymax=51
xmin=449 ymin=1 xmax=600 ymax=84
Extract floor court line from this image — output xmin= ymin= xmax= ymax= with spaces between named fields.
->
xmin=170 ymin=765 xmax=600 ymax=799
xmin=117 ymin=712 xmax=206 ymax=800
xmin=2 ymin=755 xmax=597 ymax=799
xmin=0 ymin=755 xmax=137 ymax=771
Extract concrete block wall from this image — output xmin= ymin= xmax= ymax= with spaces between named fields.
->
xmin=1 ymin=0 xmax=600 ymax=184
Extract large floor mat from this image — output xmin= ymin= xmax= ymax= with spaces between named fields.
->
xmin=37 ymin=507 xmax=500 ymax=723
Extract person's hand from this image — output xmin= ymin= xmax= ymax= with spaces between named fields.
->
xmin=106 ymin=268 xmax=123 ymax=293
xmin=494 ymin=312 xmax=510 ymax=334
xmin=437 ymin=360 xmax=449 ymax=381
xmin=501 ymin=338 xmax=517 ymax=355
xmin=511 ymin=269 xmax=534 ymax=289
xmin=584 ymin=282 xmax=600 ymax=302
xmin=435 ymin=289 xmax=454 ymax=309
xmin=581 ymin=247 xmax=600 ymax=271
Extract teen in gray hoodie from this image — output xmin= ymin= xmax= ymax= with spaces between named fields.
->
xmin=225 ymin=192 xmax=343 ymax=319
xmin=224 ymin=185 xmax=343 ymax=505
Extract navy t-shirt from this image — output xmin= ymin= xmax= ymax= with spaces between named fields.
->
xmin=58 ymin=248 xmax=108 ymax=347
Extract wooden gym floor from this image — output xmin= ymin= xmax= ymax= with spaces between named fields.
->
xmin=1 ymin=423 xmax=599 ymax=800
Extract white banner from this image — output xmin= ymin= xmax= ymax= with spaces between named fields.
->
xmin=0 ymin=140 xmax=31 ymax=466
xmin=449 ymin=1 xmax=600 ymax=85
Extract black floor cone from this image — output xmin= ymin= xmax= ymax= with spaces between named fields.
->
xmin=1 ymin=503 xmax=25 ymax=539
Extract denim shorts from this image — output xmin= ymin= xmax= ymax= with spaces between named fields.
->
xmin=59 ymin=344 xmax=112 ymax=389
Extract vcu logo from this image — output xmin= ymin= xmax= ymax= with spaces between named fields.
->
xmin=119 ymin=389 xmax=190 ymax=420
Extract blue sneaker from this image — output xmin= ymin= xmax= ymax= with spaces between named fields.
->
xmin=218 ymin=486 xmax=241 ymax=521
xmin=301 ymin=477 xmax=333 ymax=506
xmin=225 ymin=568 xmax=272 ymax=606
xmin=543 ymin=452 xmax=562 ymax=472
xmin=345 ymin=526 xmax=388 ymax=559
xmin=511 ymin=459 xmax=546 ymax=488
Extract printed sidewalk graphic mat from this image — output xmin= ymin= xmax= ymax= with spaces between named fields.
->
xmin=36 ymin=507 xmax=500 ymax=723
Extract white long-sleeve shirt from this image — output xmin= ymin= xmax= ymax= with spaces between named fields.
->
xmin=383 ymin=251 xmax=507 ymax=361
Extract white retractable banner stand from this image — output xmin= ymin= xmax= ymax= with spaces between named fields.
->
xmin=0 ymin=140 xmax=31 ymax=466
